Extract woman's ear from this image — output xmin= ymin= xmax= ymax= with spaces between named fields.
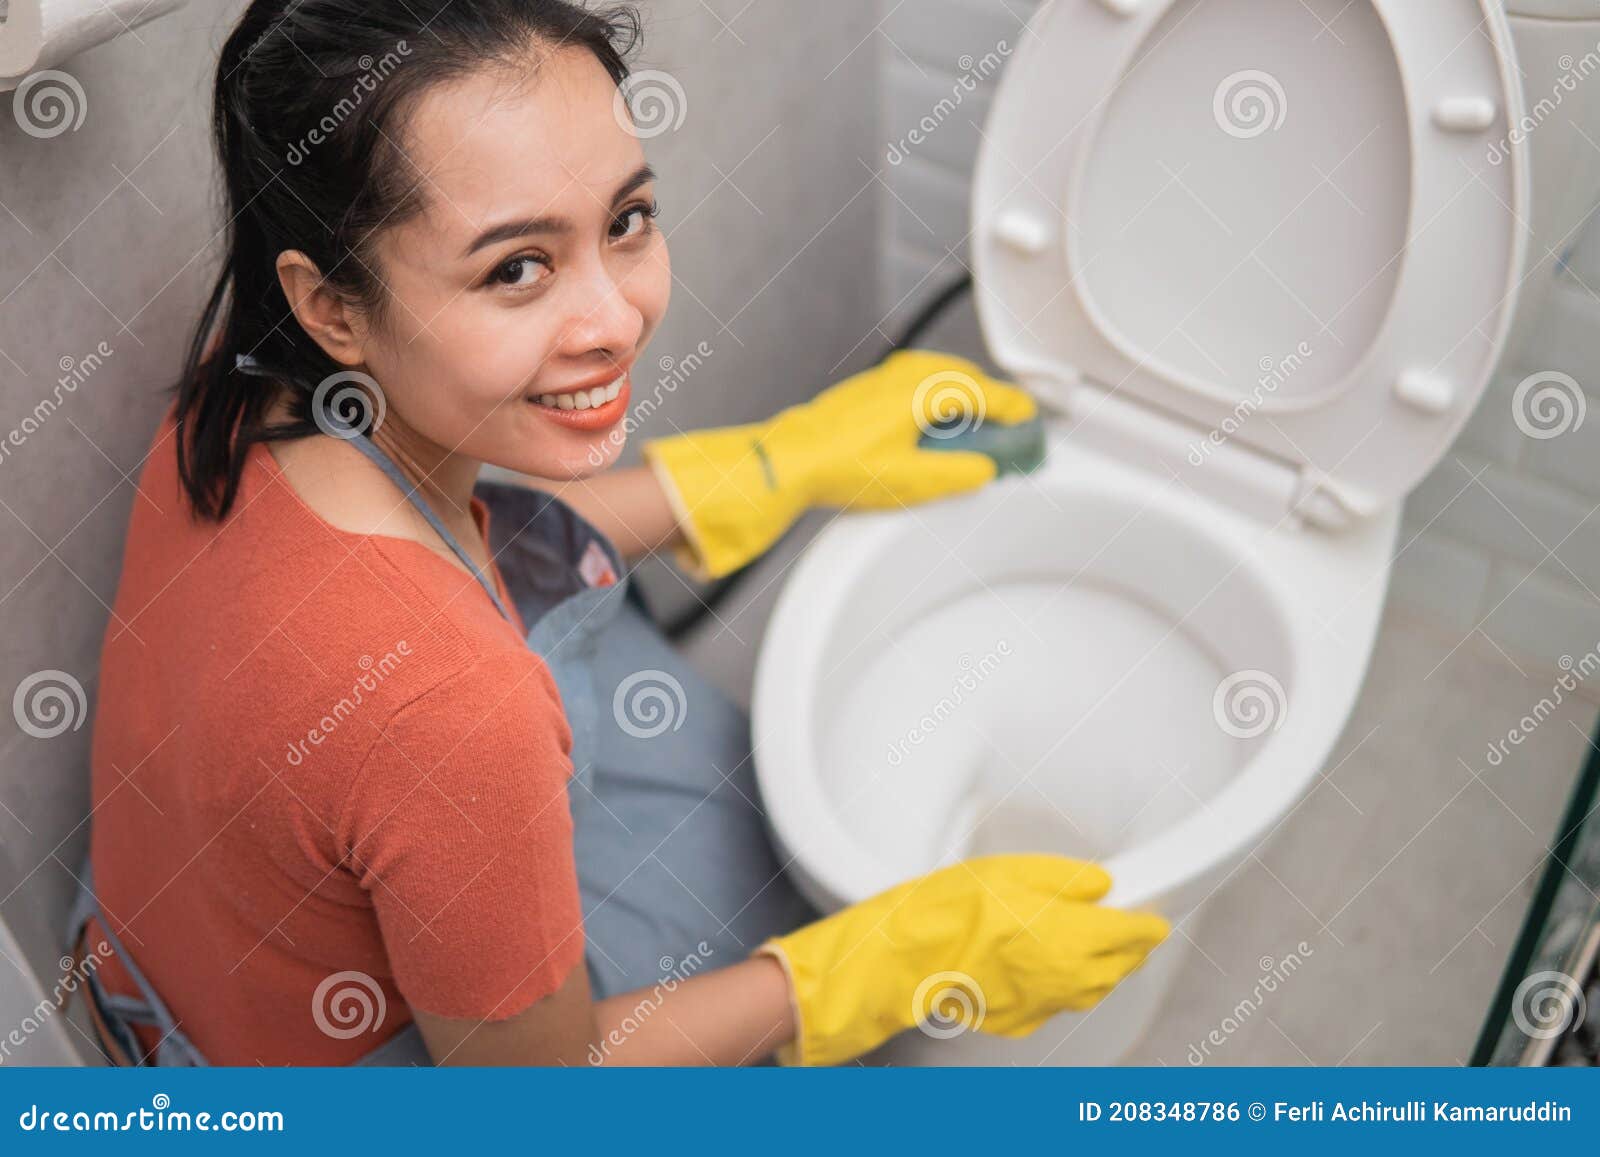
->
xmin=275 ymin=250 xmax=367 ymax=366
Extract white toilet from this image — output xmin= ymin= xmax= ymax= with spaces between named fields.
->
xmin=753 ymin=0 xmax=1600 ymax=1065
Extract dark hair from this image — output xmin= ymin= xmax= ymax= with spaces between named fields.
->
xmin=173 ymin=0 xmax=640 ymax=520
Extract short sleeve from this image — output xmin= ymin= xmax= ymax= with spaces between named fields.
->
xmin=342 ymin=647 xmax=585 ymax=1021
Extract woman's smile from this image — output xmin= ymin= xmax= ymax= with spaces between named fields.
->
xmin=527 ymin=371 xmax=632 ymax=431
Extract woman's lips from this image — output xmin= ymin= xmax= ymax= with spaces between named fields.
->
xmin=526 ymin=377 xmax=632 ymax=432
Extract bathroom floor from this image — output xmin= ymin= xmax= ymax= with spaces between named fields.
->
xmin=1120 ymin=605 xmax=1594 ymax=1066
xmin=676 ymin=546 xmax=1595 ymax=1065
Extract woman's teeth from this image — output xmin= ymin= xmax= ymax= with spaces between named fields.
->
xmin=533 ymin=377 xmax=625 ymax=411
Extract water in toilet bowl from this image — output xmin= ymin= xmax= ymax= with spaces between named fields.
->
xmin=820 ymin=577 xmax=1248 ymax=881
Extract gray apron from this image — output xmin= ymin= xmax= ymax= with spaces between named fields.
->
xmin=68 ymin=427 xmax=814 ymax=1065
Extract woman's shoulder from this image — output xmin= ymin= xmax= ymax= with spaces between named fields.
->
xmin=116 ymin=407 xmax=552 ymax=750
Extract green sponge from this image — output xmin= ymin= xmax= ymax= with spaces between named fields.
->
xmin=917 ymin=414 xmax=1047 ymax=477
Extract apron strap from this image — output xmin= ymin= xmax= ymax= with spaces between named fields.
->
xmin=66 ymin=859 xmax=209 ymax=1066
xmin=344 ymin=430 xmax=514 ymax=624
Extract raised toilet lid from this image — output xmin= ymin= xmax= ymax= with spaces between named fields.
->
xmin=973 ymin=0 xmax=1528 ymax=523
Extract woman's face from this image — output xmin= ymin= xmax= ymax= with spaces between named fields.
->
xmin=357 ymin=46 xmax=670 ymax=478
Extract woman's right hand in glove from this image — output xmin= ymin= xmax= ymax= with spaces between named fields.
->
xmin=755 ymin=854 xmax=1169 ymax=1066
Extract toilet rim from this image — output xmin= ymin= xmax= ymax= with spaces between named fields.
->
xmin=752 ymin=465 xmax=1388 ymax=912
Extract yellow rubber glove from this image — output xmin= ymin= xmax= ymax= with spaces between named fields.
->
xmin=642 ymin=350 xmax=1036 ymax=579
xmin=756 ymin=854 xmax=1169 ymax=1066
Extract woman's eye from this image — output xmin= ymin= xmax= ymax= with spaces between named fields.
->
xmin=610 ymin=201 xmax=658 ymax=241
xmin=489 ymin=255 xmax=549 ymax=288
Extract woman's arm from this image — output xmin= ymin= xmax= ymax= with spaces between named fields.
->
xmin=519 ymin=466 xmax=685 ymax=560
xmin=410 ymin=953 xmax=794 ymax=1066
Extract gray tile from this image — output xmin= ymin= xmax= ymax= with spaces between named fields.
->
xmin=1388 ymin=526 xmax=1492 ymax=634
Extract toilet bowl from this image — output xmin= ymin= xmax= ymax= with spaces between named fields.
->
xmin=753 ymin=0 xmax=1600 ymax=1064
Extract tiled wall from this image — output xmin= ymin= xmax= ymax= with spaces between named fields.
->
xmin=879 ymin=0 xmax=1600 ymax=687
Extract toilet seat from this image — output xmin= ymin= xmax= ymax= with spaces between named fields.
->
xmin=974 ymin=0 xmax=1527 ymax=522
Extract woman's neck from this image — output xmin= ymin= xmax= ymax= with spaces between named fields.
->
xmin=265 ymin=384 xmax=482 ymax=529
xmin=362 ymin=414 xmax=482 ymax=525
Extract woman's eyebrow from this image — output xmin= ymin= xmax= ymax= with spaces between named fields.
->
xmin=461 ymin=164 xmax=658 ymax=258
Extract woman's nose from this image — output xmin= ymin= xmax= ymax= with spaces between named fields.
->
xmin=558 ymin=266 xmax=645 ymax=358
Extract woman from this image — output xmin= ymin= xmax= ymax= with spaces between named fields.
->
xmin=79 ymin=0 xmax=1167 ymax=1066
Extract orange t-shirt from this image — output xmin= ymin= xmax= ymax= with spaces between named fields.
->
xmin=86 ymin=407 xmax=585 ymax=1065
